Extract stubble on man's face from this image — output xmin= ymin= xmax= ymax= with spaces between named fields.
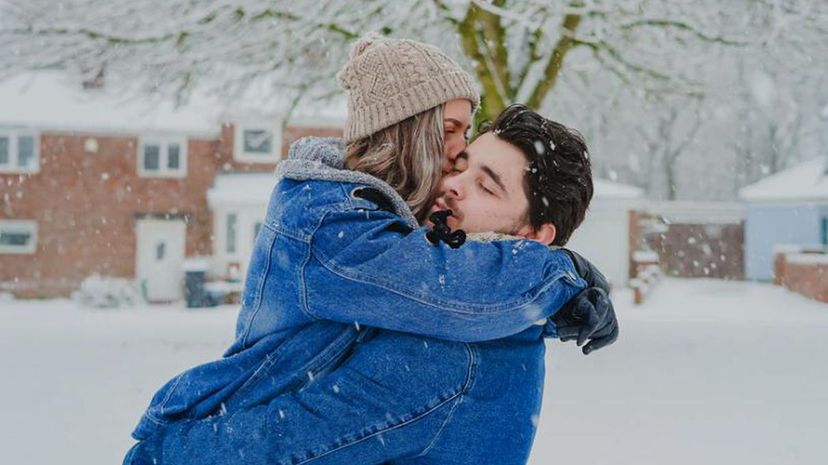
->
xmin=429 ymin=133 xmax=531 ymax=235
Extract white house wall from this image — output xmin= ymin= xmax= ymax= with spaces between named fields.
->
xmin=567 ymin=200 xmax=636 ymax=287
xmin=211 ymin=206 xmax=268 ymax=281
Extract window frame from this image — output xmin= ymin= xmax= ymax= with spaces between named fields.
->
xmin=233 ymin=122 xmax=283 ymax=164
xmin=0 ymin=220 xmax=38 ymax=254
xmin=137 ymin=136 xmax=188 ymax=178
xmin=0 ymin=129 xmax=40 ymax=174
xmin=225 ymin=212 xmax=238 ymax=254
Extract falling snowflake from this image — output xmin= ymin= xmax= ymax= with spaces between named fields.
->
xmin=533 ymin=140 xmax=545 ymax=155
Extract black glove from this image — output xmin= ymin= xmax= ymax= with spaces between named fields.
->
xmin=561 ymin=249 xmax=610 ymax=293
xmin=552 ymin=249 xmax=619 ymax=354
xmin=552 ymin=287 xmax=618 ymax=354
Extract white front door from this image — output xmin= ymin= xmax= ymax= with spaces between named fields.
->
xmin=136 ymin=218 xmax=186 ymax=302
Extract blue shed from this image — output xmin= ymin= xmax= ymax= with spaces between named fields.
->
xmin=739 ymin=157 xmax=828 ymax=281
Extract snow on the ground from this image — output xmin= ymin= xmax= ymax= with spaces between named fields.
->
xmin=0 ymin=301 xmax=238 ymax=465
xmin=0 ymin=278 xmax=826 ymax=465
xmin=532 ymin=278 xmax=828 ymax=465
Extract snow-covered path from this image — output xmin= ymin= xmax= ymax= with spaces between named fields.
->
xmin=0 ymin=278 xmax=826 ymax=465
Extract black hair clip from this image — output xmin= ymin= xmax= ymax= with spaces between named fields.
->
xmin=426 ymin=210 xmax=466 ymax=249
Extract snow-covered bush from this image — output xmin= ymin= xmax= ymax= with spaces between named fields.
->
xmin=72 ymin=275 xmax=143 ymax=309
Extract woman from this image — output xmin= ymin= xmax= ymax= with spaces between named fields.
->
xmin=126 ymin=36 xmax=610 ymax=465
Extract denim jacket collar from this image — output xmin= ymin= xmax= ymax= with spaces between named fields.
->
xmin=276 ymin=136 xmax=419 ymax=229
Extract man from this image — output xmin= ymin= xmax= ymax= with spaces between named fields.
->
xmin=126 ymin=104 xmax=617 ymax=465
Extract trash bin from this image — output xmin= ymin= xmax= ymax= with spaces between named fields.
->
xmin=183 ymin=258 xmax=212 ymax=308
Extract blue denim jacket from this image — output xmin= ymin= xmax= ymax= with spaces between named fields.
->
xmin=131 ymin=137 xmax=586 ymax=448
xmin=129 ymin=328 xmax=554 ymax=465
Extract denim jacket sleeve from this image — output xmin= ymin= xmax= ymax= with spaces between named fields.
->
xmin=301 ymin=206 xmax=587 ymax=342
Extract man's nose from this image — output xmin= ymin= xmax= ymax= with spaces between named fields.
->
xmin=440 ymin=173 xmax=465 ymax=200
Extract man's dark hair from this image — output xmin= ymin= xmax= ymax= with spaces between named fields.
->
xmin=480 ymin=104 xmax=593 ymax=246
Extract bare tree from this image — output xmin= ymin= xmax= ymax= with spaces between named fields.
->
xmin=1 ymin=0 xmax=826 ymax=200
xmin=637 ymin=94 xmax=702 ymax=200
xmin=0 ymin=0 xmax=751 ymax=120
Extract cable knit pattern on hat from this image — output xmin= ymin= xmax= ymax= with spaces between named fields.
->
xmin=337 ymin=35 xmax=480 ymax=143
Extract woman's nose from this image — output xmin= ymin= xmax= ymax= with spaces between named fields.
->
xmin=442 ymin=137 xmax=467 ymax=172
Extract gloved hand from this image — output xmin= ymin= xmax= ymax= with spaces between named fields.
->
xmin=548 ymin=249 xmax=619 ymax=354
xmin=561 ymin=248 xmax=610 ymax=292
xmin=551 ymin=287 xmax=618 ymax=354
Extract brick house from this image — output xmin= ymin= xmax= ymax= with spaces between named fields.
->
xmin=0 ymin=72 xmax=343 ymax=299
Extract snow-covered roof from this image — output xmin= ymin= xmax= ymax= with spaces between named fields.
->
xmin=593 ymin=178 xmax=645 ymax=200
xmin=644 ymin=201 xmax=745 ymax=224
xmin=0 ymin=72 xmax=222 ymax=136
xmin=786 ymin=253 xmax=828 ymax=265
xmin=739 ymin=157 xmax=828 ymax=202
xmin=0 ymin=71 xmax=346 ymax=137
xmin=207 ymin=173 xmax=278 ymax=208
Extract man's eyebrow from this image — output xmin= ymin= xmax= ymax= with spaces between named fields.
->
xmin=480 ymin=164 xmax=507 ymax=196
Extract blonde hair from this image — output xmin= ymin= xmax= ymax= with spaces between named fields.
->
xmin=344 ymin=105 xmax=445 ymax=223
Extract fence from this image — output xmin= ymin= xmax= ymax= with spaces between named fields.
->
xmin=774 ymin=246 xmax=828 ymax=304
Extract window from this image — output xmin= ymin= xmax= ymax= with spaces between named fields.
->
xmin=0 ymin=130 xmax=39 ymax=174
xmin=226 ymin=213 xmax=238 ymax=254
xmin=138 ymin=137 xmax=187 ymax=177
xmin=234 ymin=123 xmax=282 ymax=163
xmin=0 ymin=220 xmax=37 ymax=254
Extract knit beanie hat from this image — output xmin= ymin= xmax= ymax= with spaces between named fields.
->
xmin=338 ymin=35 xmax=480 ymax=143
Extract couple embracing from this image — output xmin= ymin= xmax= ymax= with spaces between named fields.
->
xmin=125 ymin=34 xmax=619 ymax=465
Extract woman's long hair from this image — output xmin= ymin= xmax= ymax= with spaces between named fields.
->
xmin=344 ymin=105 xmax=444 ymax=223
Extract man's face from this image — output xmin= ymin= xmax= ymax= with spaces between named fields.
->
xmin=441 ymin=99 xmax=473 ymax=174
xmin=430 ymin=132 xmax=531 ymax=234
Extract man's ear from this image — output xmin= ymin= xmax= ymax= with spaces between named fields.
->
xmin=515 ymin=223 xmax=556 ymax=245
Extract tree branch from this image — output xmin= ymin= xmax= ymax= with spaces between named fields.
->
xmin=477 ymin=0 xmax=512 ymax=101
xmin=430 ymin=0 xmax=460 ymax=27
xmin=249 ymin=8 xmax=359 ymax=40
xmin=513 ymin=26 xmax=544 ymax=98
xmin=8 ymin=25 xmax=175 ymax=45
xmin=458 ymin=2 xmax=506 ymax=120
xmin=620 ymin=18 xmax=749 ymax=46
xmin=526 ymin=9 xmax=582 ymax=109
